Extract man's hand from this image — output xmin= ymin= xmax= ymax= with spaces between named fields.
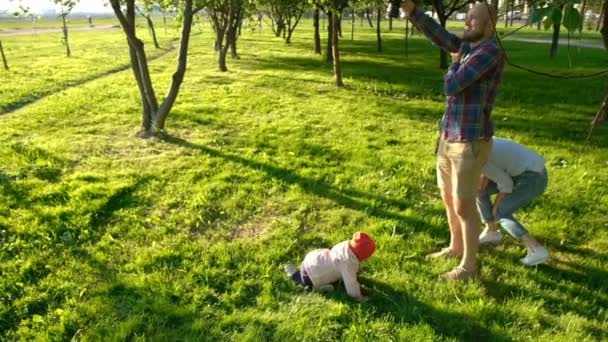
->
xmin=401 ymin=0 xmax=416 ymax=17
xmin=450 ymin=51 xmax=462 ymax=64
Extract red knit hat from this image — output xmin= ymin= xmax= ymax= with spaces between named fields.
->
xmin=348 ymin=232 xmax=376 ymax=261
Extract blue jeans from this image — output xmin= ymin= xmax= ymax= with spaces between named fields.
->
xmin=476 ymin=169 xmax=548 ymax=239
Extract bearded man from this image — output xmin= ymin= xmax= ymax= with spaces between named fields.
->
xmin=401 ymin=1 xmax=505 ymax=281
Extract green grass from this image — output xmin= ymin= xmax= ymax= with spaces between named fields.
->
xmin=0 ymin=25 xmax=181 ymax=113
xmin=1 ymin=18 xmax=607 ymax=340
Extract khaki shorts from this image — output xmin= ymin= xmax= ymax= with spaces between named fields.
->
xmin=436 ymin=138 xmax=492 ymax=199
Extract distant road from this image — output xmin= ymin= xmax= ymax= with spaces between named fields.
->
xmin=449 ymin=30 xmax=604 ymax=50
xmin=0 ymin=24 xmax=118 ymax=37
xmin=502 ymin=36 xmax=604 ymax=50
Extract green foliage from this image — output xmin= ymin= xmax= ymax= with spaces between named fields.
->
xmin=532 ymin=1 xmax=583 ymax=33
xmin=562 ymin=1 xmax=582 ymax=32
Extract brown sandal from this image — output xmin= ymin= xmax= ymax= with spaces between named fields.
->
xmin=426 ymin=247 xmax=461 ymax=260
xmin=439 ymin=266 xmax=480 ymax=282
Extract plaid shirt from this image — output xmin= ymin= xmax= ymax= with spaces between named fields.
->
xmin=411 ymin=8 xmax=505 ymax=142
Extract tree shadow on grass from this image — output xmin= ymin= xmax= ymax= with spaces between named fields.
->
xmin=0 ymin=174 xmax=156 ymax=337
xmin=337 ymin=277 xmax=513 ymax=341
xmin=161 ymin=135 xmax=447 ymax=239
xmin=482 ymin=246 xmax=608 ymax=337
xmin=245 ymin=53 xmax=608 ymax=148
xmin=71 ymin=248 xmax=209 ymax=340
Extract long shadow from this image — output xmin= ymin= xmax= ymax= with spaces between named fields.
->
xmin=161 ymin=136 xmax=447 ymax=239
xmin=246 ymin=49 xmax=608 ymax=147
xmin=358 ymin=278 xmax=512 ymax=341
xmin=0 ymin=174 xmax=155 ymax=337
xmin=482 ymin=247 xmax=608 ymax=335
xmin=0 ymin=169 xmax=25 ymax=204
xmin=88 ymin=175 xmax=154 ymax=232
xmin=71 ymin=248 xmax=207 ymax=340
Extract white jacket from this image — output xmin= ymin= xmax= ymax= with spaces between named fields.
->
xmin=301 ymin=241 xmax=362 ymax=298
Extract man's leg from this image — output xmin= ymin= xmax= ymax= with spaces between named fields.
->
xmin=455 ymin=196 xmax=481 ymax=272
xmin=441 ymin=190 xmax=463 ymax=256
xmin=429 ymin=138 xmax=463 ymax=258
xmin=441 ymin=139 xmax=492 ymax=280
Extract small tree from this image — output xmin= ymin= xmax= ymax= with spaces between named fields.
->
xmin=136 ymin=0 xmax=161 ymax=49
xmin=315 ymin=0 xmax=349 ymax=86
xmin=208 ymin=0 xmax=247 ymax=71
xmin=260 ymin=0 xmax=307 ymax=43
xmin=601 ymin=0 xmax=608 ymax=48
xmin=109 ymin=0 xmax=203 ymax=137
xmin=530 ymin=0 xmax=583 ymax=59
xmin=313 ymin=3 xmax=322 ymax=53
xmin=52 ymin=0 xmax=78 ymax=58
xmin=0 ymin=40 xmax=9 ymax=71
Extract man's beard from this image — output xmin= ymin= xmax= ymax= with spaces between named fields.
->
xmin=463 ymin=30 xmax=484 ymax=42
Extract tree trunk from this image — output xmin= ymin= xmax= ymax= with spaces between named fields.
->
xmin=132 ymin=38 xmax=158 ymax=113
xmin=0 ymin=41 xmax=8 ymax=70
xmin=163 ymin=13 xmax=167 ymax=35
xmin=602 ymin=0 xmax=608 ymax=49
xmin=110 ymin=0 xmax=163 ymax=136
xmin=580 ymin=0 xmax=587 ymax=31
xmin=217 ymin=24 xmax=229 ymax=71
xmin=439 ymin=17 xmax=448 ymax=68
xmin=219 ymin=47 xmax=228 ymax=71
xmin=338 ymin=13 xmax=343 ymax=38
xmin=366 ymin=9 xmax=374 ymax=28
xmin=229 ymin=7 xmax=241 ymax=58
xmin=286 ymin=9 xmax=303 ymax=44
xmin=550 ymin=21 xmax=560 ymax=59
xmin=146 ymin=16 xmax=160 ymax=49
xmin=314 ymin=7 xmax=322 ymax=54
xmin=229 ymin=30 xmax=238 ymax=58
xmin=389 ymin=17 xmax=393 ymax=31
xmin=583 ymin=92 xmax=608 ymax=152
xmin=351 ymin=8 xmax=355 ymax=40
xmin=124 ymin=36 xmax=153 ymax=134
xmin=510 ymin=0 xmax=515 ymax=27
xmin=598 ymin=0 xmax=606 ymax=31
xmin=376 ymin=7 xmax=382 ymax=52
xmin=535 ymin=4 xmax=542 ymax=30
xmin=154 ymin=0 xmax=196 ymax=131
xmin=327 ymin=11 xmax=333 ymax=63
xmin=61 ymin=14 xmax=71 ymax=57
xmin=491 ymin=0 xmax=498 ymax=11
xmin=504 ymin=0 xmax=510 ymax=28
xmin=286 ymin=17 xmax=292 ymax=42
xmin=405 ymin=20 xmax=409 ymax=58
xmin=275 ymin=21 xmax=283 ymax=37
xmin=595 ymin=92 xmax=608 ymax=124
xmin=332 ymin=12 xmax=344 ymax=87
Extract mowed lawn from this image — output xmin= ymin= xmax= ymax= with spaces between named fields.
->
xmin=1 ymin=17 xmax=607 ymax=340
